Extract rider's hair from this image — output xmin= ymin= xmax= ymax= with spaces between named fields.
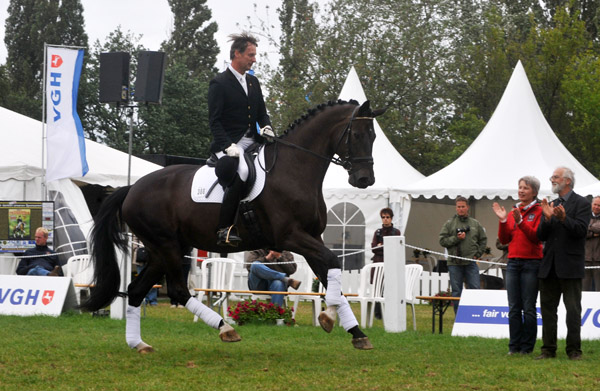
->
xmin=228 ymin=32 xmax=258 ymax=60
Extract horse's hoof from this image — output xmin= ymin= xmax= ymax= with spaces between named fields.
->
xmin=135 ymin=342 xmax=155 ymax=354
xmin=352 ymin=337 xmax=373 ymax=350
xmin=318 ymin=306 xmax=337 ymax=333
xmin=219 ymin=323 xmax=242 ymax=342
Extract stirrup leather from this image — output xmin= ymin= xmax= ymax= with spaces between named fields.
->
xmin=217 ymin=225 xmax=241 ymax=247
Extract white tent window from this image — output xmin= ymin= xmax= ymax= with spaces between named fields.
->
xmin=323 ymin=202 xmax=365 ymax=271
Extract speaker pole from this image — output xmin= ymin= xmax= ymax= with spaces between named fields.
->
xmin=127 ymin=107 xmax=134 ymax=186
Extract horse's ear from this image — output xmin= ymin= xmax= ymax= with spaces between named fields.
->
xmin=358 ymin=100 xmax=371 ymax=116
xmin=372 ymin=107 xmax=387 ymax=117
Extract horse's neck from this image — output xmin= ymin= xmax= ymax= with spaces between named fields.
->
xmin=278 ymin=113 xmax=347 ymax=181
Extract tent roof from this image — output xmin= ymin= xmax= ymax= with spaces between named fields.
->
xmin=0 ymin=106 xmax=162 ymax=187
xmin=324 ymin=66 xmax=423 ymax=199
xmin=402 ymin=60 xmax=599 ymax=200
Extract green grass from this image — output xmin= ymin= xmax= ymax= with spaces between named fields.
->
xmin=1 ymin=300 xmax=599 ymax=391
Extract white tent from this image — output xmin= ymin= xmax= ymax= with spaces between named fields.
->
xmin=322 ymin=67 xmax=424 ymax=268
xmin=578 ymin=182 xmax=600 ymax=198
xmin=0 ymin=106 xmax=163 ymax=239
xmin=403 ymin=60 xmax=599 ymax=200
xmin=401 ymin=60 xmax=599 ymax=260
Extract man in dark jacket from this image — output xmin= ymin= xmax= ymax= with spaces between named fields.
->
xmin=536 ymin=167 xmax=591 ymax=360
xmin=208 ymin=32 xmax=273 ymax=247
xmin=16 ymin=227 xmax=61 ymax=276
xmin=245 ymin=249 xmax=301 ymax=307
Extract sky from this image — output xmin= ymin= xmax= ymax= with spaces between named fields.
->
xmin=0 ymin=0 xmax=289 ymax=70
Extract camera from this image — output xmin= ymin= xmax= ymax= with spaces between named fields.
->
xmin=456 ymin=226 xmax=470 ymax=234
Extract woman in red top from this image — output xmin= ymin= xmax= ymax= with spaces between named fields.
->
xmin=492 ymin=176 xmax=543 ymax=356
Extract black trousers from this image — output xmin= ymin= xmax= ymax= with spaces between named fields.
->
xmin=539 ymin=275 xmax=582 ymax=356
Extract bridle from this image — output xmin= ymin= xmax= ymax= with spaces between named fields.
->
xmin=267 ymin=105 xmax=375 ymax=174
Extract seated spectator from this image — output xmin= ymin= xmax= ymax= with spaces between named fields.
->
xmin=245 ymin=249 xmax=301 ymax=307
xmin=16 ymin=227 xmax=62 ymax=276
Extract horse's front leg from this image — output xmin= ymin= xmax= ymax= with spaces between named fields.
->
xmin=286 ymin=234 xmax=373 ymax=350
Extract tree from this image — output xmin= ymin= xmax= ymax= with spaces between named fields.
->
xmin=161 ymin=0 xmax=219 ymax=81
xmin=2 ymin=0 xmax=88 ymax=119
xmin=262 ymin=0 xmax=324 ymax=131
xmin=137 ymin=62 xmax=212 ymax=157
xmin=561 ymin=53 xmax=600 ymax=177
xmin=133 ymin=0 xmax=217 ymax=157
xmin=84 ymin=28 xmax=146 ymax=151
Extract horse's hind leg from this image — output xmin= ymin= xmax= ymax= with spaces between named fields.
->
xmin=157 ymin=245 xmax=241 ymax=343
xmin=125 ymin=261 xmax=165 ymax=353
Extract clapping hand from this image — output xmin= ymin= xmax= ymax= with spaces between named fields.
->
xmin=511 ymin=208 xmax=522 ymax=224
xmin=492 ymin=202 xmax=507 ymax=221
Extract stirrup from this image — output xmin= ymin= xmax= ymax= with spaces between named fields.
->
xmin=217 ymin=226 xmax=242 ymax=247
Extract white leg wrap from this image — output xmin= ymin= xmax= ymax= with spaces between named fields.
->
xmin=324 ymin=268 xmax=343 ymax=306
xmin=125 ymin=305 xmax=143 ymax=349
xmin=337 ymin=295 xmax=359 ymax=331
xmin=186 ymin=297 xmax=223 ymax=329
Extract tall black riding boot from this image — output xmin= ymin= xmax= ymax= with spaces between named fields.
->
xmin=216 ymin=176 xmax=244 ymax=247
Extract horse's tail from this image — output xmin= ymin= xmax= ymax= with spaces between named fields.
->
xmin=80 ymin=186 xmax=131 ymax=312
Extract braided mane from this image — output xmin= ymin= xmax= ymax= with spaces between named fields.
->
xmin=281 ymin=99 xmax=359 ymax=138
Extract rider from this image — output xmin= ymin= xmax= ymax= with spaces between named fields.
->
xmin=208 ymin=32 xmax=274 ymax=247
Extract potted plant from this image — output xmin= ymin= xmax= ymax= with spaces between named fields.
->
xmin=227 ymin=300 xmax=294 ymax=326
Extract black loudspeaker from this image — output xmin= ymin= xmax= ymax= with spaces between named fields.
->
xmin=99 ymin=52 xmax=130 ymax=103
xmin=134 ymin=51 xmax=166 ymax=104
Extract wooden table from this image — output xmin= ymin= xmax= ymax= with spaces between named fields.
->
xmin=416 ymin=296 xmax=461 ymax=334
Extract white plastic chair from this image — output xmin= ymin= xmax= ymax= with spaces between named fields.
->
xmin=291 ymin=266 xmax=324 ymax=326
xmin=346 ymin=263 xmax=385 ymax=328
xmin=405 ymin=264 xmax=424 ymax=330
xmin=0 ymin=254 xmax=19 ymax=275
xmin=65 ymin=254 xmax=94 ymax=305
xmin=188 ymin=255 xmax=204 ymax=297
xmin=193 ymin=258 xmax=236 ymax=322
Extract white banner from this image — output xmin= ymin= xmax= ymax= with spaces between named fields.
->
xmin=0 ymin=275 xmax=77 ymax=316
xmin=452 ymin=289 xmax=600 ymax=340
xmin=45 ymin=46 xmax=88 ymax=182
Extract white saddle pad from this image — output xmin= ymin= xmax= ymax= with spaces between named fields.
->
xmin=191 ymin=146 xmax=267 ymax=203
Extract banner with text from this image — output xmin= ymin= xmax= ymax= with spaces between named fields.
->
xmin=45 ymin=46 xmax=88 ymax=182
xmin=452 ymin=289 xmax=600 ymax=340
xmin=0 ymin=275 xmax=77 ymax=316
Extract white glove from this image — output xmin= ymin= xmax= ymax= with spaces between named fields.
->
xmin=260 ymin=125 xmax=275 ymax=138
xmin=225 ymin=143 xmax=241 ymax=158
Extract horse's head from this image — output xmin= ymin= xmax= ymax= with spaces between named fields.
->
xmin=338 ymin=100 xmax=386 ymax=189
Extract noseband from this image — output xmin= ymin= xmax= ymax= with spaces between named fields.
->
xmin=271 ymin=105 xmax=374 ymax=173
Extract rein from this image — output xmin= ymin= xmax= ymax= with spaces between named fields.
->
xmin=267 ymin=105 xmax=374 ymax=173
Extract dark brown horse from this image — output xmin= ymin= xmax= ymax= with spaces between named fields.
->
xmin=82 ymin=99 xmax=385 ymax=351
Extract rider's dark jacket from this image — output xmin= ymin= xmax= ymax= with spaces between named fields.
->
xmin=208 ymin=68 xmax=271 ymax=154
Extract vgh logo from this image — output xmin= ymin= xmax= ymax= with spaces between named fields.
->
xmin=50 ymin=54 xmax=63 ymax=68
xmin=42 ymin=290 xmax=55 ymax=305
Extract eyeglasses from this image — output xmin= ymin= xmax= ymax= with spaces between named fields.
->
xmin=549 ymin=175 xmax=562 ymax=181
xmin=381 ymin=216 xmax=391 ymax=219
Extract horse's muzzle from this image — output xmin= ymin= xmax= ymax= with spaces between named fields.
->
xmin=348 ymin=170 xmax=375 ymax=189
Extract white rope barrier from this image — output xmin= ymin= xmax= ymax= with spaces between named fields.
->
xmin=4 ymin=236 xmax=600 ymax=269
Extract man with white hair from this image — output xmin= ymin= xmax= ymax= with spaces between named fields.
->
xmin=536 ymin=167 xmax=591 ymax=360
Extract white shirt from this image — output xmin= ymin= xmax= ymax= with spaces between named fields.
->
xmin=228 ymin=64 xmax=247 ymax=95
